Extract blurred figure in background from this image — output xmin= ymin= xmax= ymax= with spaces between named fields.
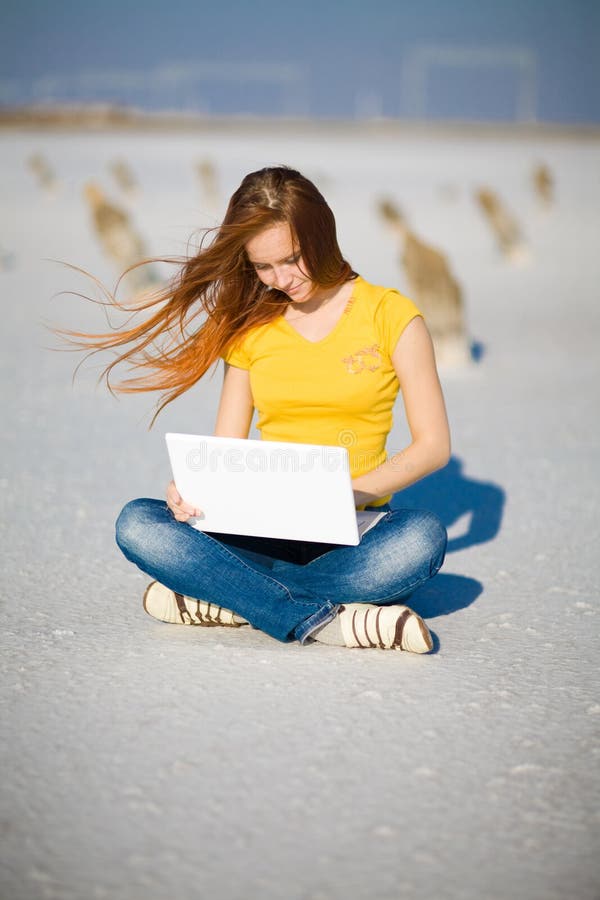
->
xmin=109 ymin=159 xmax=139 ymax=198
xmin=532 ymin=163 xmax=554 ymax=210
xmin=83 ymin=182 xmax=159 ymax=294
xmin=195 ymin=158 xmax=221 ymax=213
xmin=475 ymin=187 xmax=529 ymax=264
xmin=27 ymin=153 xmax=58 ymax=195
xmin=378 ymin=198 xmax=470 ymax=367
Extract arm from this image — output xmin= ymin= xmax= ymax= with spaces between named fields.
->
xmin=214 ymin=363 xmax=254 ymax=438
xmin=167 ymin=363 xmax=255 ymax=520
xmin=352 ymin=316 xmax=451 ymax=506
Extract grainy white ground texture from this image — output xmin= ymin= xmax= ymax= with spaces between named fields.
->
xmin=1 ymin=122 xmax=599 ymax=900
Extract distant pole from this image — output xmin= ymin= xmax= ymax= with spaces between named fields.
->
xmin=355 ymin=90 xmax=384 ymax=119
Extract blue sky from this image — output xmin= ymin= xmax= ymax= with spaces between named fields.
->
xmin=1 ymin=0 xmax=599 ymax=121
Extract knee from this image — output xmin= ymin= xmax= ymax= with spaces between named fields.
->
xmin=115 ymin=498 xmax=164 ymax=556
xmin=410 ymin=510 xmax=448 ymax=574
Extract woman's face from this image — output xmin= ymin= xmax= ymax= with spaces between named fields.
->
xmin=245 ymin=222 xmax=315 ymax=303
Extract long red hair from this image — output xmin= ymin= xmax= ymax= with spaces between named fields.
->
xmin=61 ymin=166 xmax=356 ymax=423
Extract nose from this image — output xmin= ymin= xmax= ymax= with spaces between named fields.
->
xmin=271 ymin=266 xmax=293 ymax=292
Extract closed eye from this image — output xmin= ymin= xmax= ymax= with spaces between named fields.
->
xmin=251 ymin=254 xmax=301 ymax=271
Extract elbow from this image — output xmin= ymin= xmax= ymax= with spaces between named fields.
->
xmin=436 ymin=447 xmax=451 ymax=471
xmin=429 ymin=450 xmax=450 ymax=475
xmin=438 ymin=433 xmax=452 ymax=469
xmin=425 ymin=434 xmax=451 ymax=474
xmin=437 ymin=434 xmax=452 ymax=470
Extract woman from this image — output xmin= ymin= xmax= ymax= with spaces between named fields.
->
xmin=73 ymin=166 xmax=450 ymax=651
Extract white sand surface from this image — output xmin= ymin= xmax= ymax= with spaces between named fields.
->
xmin=1 ymin=124 xmax=599 ymax=900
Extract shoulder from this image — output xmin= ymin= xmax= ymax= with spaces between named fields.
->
xmin=354 ymin=276 xmax=422 ymax=320
xmin=353 ymin=276 xmax=422 ymax=356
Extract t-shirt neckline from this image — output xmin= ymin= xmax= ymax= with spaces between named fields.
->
xmin=277 ymin=275 xmax=361 ymax=347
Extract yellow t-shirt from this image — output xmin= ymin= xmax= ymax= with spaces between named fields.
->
xmin=223 ymin=276 xmax=422 ymax=506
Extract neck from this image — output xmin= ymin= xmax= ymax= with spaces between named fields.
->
xmin=289 ymin=282 xmax=347 ymax=316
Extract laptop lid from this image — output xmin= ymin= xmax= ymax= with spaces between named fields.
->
xmin=165 ymin=433 xmax=360 ymax=545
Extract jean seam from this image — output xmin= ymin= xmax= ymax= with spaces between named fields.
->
xmin=295 ymin=604 xmax=340 ymax=643
xmin=200 ymin=530 xmax=322 ymax=610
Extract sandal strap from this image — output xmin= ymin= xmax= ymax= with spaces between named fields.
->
xmin=174 ymin=591 xmax=193 ymax=624
xmin=392 ymin=609 xmax=412 ymax=649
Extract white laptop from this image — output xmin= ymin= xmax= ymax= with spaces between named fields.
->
xmin=165 ymin=433 xmax=386 ymax=545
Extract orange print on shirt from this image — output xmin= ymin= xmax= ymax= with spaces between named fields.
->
xmin=342 ymin=344 xmax=382 ymax=374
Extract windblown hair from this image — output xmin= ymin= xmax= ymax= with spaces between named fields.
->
xmin=61 ymin=166 xmax=356 ymax=423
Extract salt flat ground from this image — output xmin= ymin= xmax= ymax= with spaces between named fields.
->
xmin=1 ymin=124 xmax=599 ymax=900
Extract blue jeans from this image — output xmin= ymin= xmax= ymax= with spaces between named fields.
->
xmin=115 ymin=499 xmax=447 ymax=644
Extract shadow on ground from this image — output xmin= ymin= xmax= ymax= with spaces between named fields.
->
xmin=391 ymin=455 xmax=505 ymax=554
xmin=392 ymin=455 xmax=504 ymax=623
xmin=412 ymin=572 xmax=483 ymax=621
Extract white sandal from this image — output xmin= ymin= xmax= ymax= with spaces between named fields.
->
xmin=336 ymin=603 xmax=433 ymax=653
xmin=142 ymin=581 xmax=248 ymax=627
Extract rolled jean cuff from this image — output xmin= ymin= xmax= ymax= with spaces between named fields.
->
xmin=294 ymin=601 xmax=339 ymax=645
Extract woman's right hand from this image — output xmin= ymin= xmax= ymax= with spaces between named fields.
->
xmin=166 ymin=480 xmax=202 ymax=522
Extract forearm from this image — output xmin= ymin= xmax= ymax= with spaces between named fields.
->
xmin=352 ymin=439 xmax=450 ymax=506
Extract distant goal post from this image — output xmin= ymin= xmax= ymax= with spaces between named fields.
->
xmin=401 ymin=45 xmax=537 ymax=122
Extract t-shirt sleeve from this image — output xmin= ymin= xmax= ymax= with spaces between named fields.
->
xmin=222 ymin=337 xmax=251 ymax=370
xmin=377 ymin=288 xmax=423 ymax=357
